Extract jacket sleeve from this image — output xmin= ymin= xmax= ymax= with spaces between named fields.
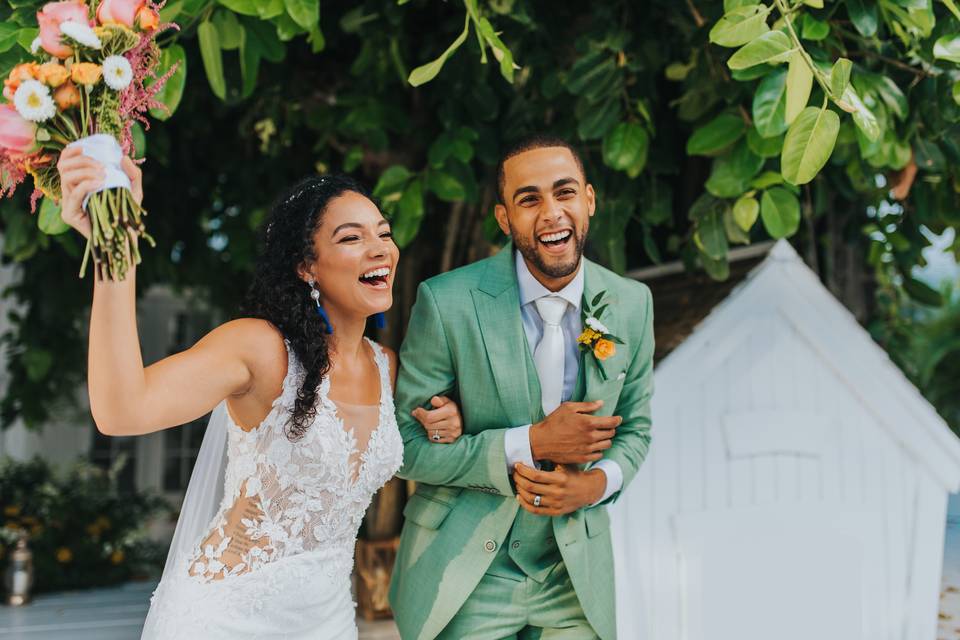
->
xmin=394 ymin=281 xmax=514 ymax=496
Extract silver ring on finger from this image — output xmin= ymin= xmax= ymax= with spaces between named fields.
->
xmin=432 ymin=430 xmax=441 ymax=442
xmin=533 ymin=494 xmax=542 ymax=507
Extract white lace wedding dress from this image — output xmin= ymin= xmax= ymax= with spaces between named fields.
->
xmin=142 ymin=338 xmax=403 ymax=639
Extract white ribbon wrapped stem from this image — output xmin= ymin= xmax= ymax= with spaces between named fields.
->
xmin=65 ymin=134 xmax=131 ymax=209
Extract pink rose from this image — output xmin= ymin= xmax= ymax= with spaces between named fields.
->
xmin=0 ymin=105 xmax=37 ymax=155
xmin=37 ymin=1 xmax=90 ymax=58
xmin=96 ymin=0 xmax=145 ymax=28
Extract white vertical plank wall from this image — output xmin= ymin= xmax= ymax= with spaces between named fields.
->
xmin=611 ymin=240 xmax=960 ymax=640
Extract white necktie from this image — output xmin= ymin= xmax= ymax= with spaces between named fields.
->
xmin=534 ymin=295 xmax=568 ymax=416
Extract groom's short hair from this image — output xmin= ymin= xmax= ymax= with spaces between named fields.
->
xmin=496 ymin=135 xmax=586 ymax=204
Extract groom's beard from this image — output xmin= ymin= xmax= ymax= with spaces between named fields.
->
xmin=511 ymin=223 xmax=587 ymax=279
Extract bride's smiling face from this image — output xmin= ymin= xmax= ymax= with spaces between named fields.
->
xmin=302 ymin=191 xmax=398 ymax=319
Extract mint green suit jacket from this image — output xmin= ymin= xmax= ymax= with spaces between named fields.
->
xmin=388 ymin=244 xmax=654 ymax=640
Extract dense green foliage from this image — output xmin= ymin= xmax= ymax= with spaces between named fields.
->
xmin=0 ymin=457 xmax=168 ymax=592
xmin=0 ymin=0 xmax=957 ymax=430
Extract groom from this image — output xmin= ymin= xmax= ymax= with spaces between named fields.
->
xmin=389 ymin=136 xmax=654 ymax=639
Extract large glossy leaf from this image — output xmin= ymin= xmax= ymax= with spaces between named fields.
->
xmin=830 ymin=58 xmax=852 ymax=98
xmin=705 ymin=140 xmax=764 ymax=198
xmin=686 ymin=112 xmax=746 ymax=156
xmin=733 ymin=194 xmax=760 ymax=231
xmin=37 ymin=198 xmax=69 ymax=235
xmin=602 ymin=122 xmax=649 ymax=175
xmin=148 ymin=45 xmax=187 ymax=120
xmin=752 ymin=68 xmax=788 ymax=137
xmin=218 ymin=0 xmax=260 ymax=16
xmin=801 ymin=14 xmax=829 ymax=40
xmin=847 ymin=0 xmax=878 ymax=37
xmin=577 ymin=97 xmax=621 ymax=140
xmin=694 ymin=208 xmax=728 ymax=260
xmin=391 ymin=178 xmax=424 ymax=248
xmin=760 ymin=187 xmax=801 ymax=238
xmin=747 ymin=127 xmax=784 ymax=157
xmin=284 ymin=0 xmax=319 ymax=30
xmin=843 ymin=86 xmax=881 ymax=141
xmin=781 ymin=106 xmax=840 ymax=185
xmin=934 ymin=34 xmax=960 ymax=63
xmin=709 ymin=4 xmax=771 ymax=47
xmin=785 ymin=51 xmax=813 ymax=125
xmin=727 ymin=31 xmax=793 ymax=70
xmin=197 ymin=20 xmax=226 ymax=100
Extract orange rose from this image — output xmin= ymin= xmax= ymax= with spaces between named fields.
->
xmin=3 ymin=63 xmax=40 ymax=100
xmin=38 ymin=62 xmax=70 ymax=88
xmin=136 ymin=6 xmax=159 ymax=31
xmin=53 ymin=81 xmax=81 ymax=110
xmin=593 ymin=339 xmax=616 ymax=361
xmin=70 ymin=62 xmax=102 ymax=86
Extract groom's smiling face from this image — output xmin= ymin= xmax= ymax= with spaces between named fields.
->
xmin=495 ymin=146 xmax=595 ymax=286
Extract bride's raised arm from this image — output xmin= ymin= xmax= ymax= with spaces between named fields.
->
xmin=58 ymin=146 xmax=281 ymax=436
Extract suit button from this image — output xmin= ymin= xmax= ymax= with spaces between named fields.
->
xmin=484 ymin=540 xmax=497 ymax=552
xmin=546 ymin=537 xmax=555 ymax=544
xmin=511 ymin=541 xmax=521 ymax=550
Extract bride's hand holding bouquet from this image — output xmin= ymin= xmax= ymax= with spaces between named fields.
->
xmin=0 ymin=0 xmax=176 ymax=281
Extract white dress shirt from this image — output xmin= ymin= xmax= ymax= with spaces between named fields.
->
xmin=503 ymin=251 xmax=623 ymax=504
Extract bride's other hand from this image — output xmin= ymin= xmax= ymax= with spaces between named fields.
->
xmin=411 ymin=395 xmax=463 ymax=444
xmin=57 ymin=146 xmax=143 ymax=239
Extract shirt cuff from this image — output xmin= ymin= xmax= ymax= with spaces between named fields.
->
xmin=591 ymin=459 xmax=623 ymax=506
xmin=504 ymin=424 xmax=536 ymax=473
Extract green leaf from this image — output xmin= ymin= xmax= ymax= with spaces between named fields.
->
xmin=694 ymin=208 xmax=729 ymax=260
xmin=686 ymin=112 xmax=746 ymax=156
xmin=148 ymin=45 xmax=187 ymax=120
xmin=760 ymin=187 xmax=801 ymax=238
xmin=785 ymin=50 xmax=813 ymax=125
xmin=373 ymin=165 xmax=412 ymax=199
xmin=902 ymin=276 xmax=944 ymax=306
xmin=733 ymin=194 xmax=760 ymax=231
xmin=23 ymin=349 xmax=53 ymax=383
xmin=577 ymin=97 xmax=621 ymax=140
xmin=709 ymin=4 xmax=771 ymax=47
xmin=781 ymin=106 xmax=840 ymax=185
xmin=0 ymin=24 xmax=20 ymax=54
xmin=391 ymin=178 xmax=425 ymax=248
xmin=801 ymin=14 xmax=830 ymax=40
xmin=243 ymin=17 xmax=285 ymax=62
xmin=804 ymin=0 xmax=824 ymax=7
xmin=843 ymin=86 xmax=881 ymax=141
xmin=218 ymin=0 xmax=260 ymax=16
xmin=343 ymin=146 xmax=363 ymax=172
xmin=37 ymin=198 xmax=69 ymax=235
xmin=238 ymin=27 xmax=260 ymax=98
xmin=847 ymin=0 xmax=878 ymax=37
xmin=284 ymin=0 xmax=319 ymax=29
xmin=953 ymin=79 xmax=960 ymax=106
xmin=724 ymin=207 xmax=751 ymax=244
xmin=602 ymin=122 xmax=649 ymax=174
xmin=747 ymin=127 xmax=784 ymax=157
xmin=408 ymin=15 xmax=469 ymax=87
xmin=213 ymin=10 xmax=244 ymax=49
xmin=705 ymin=140 xmax=764 ymax=198
xmin=727 ymin=31 xmax=794 ymax=70
xmin=750 ymin=170 xmax=785 ymax=189
xmin=914 ymin=138 xmax=946 ymax=171
xmin=197 ymin=20 xmax=226 ymax=100
xmin=476 ymin=17 xmax=517 ymax=84
xmin=942 ymin=0 xmax=960 ymax=21
xmin=830 ymin=58 xmax=852 ymax=98
xmin=933 ymin=34 xmax=960 ymax=63
xmin=753 ymin=68 xmax=789 ymax=137
xmin=427 ymin=169 xmax=466 ymax=202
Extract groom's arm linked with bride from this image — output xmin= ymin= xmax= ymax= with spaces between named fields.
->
xmin=388 ymin=137 xmax=655 ymax=640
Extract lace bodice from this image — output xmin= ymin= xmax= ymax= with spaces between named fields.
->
xmin=185 ymin=338 xmax=403 ymax=584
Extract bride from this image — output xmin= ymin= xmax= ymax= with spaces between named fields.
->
xmin=56 ymin=148 xmax=464 ymax=638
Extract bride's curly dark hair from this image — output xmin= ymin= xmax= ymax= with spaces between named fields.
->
xmin=244 ymin=174 xmax=372 ymax=440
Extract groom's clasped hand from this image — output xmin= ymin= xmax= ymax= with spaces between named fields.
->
xmin=514 ymin=399 xmax=622 ymax=516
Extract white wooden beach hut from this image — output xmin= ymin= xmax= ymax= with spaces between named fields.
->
xmin=611 ymin=240 xmax=960 ymax=640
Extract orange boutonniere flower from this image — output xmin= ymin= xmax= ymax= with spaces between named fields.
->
xmin=578 ymin=290 xmax=624 ymax=381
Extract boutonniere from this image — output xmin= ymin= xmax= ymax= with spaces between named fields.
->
xmin=577 ymin=290 xmax=624 ymax=381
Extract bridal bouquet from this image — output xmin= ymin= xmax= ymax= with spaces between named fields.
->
xmin=0 ymin=0 xmax=178 ymax=281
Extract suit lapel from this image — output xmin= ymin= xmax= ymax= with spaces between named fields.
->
xmin=581 ymin=260 xmax=626 ymax=406
xmin=472 ymin=244 xmax=541 ymax=426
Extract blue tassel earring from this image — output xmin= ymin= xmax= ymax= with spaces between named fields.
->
xmin=307 ymin=277 xmax=333 ymax=335
xmin=374 ymin=312 xmax=386 ymax=329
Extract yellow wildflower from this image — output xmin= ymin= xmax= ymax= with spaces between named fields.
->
xmin=577 ymin=328 xmax=601 ymax=345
